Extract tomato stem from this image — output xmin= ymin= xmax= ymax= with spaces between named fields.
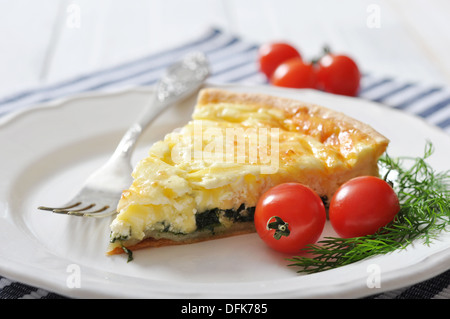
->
xmin=311 ymin=45 xmax=332 ymax=65
xmin=266 ymin=216 xmax=290 ymax=240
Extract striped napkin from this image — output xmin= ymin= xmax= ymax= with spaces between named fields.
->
xmin=0 ymin=27 xmax=449 ymax=299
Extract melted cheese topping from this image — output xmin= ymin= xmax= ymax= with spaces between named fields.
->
xmin=110 ymin=90 xmax=388 ymax=243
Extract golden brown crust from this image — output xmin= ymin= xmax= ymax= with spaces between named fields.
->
xmin=107 ymin=225 xmax=255 ymax=255
xmin=198 ymin=88 xmax=309 ymax=111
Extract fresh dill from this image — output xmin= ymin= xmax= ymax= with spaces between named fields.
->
xmin=287 ymin=142 xmax=450 ymax=274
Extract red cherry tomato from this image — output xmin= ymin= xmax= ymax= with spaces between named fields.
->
xmin=317 ymin=53 xmax=360 ymax=96
xmin=254 ymin=183 xmax=326 ymax=254
xmin=270 ymin=58 xmax=317 ymax=89
xmin=329 ymin=176 xmax=400 ymax=238
xmin=258 ymin=42 xmax=301 ymax=79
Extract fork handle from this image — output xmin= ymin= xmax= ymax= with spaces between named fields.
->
xmin=110 ymin=98 xmax=166 ymax=161
xmin=109 ymin=52 xmax=209 ymax=163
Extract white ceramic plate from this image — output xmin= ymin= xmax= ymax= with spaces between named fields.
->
xmin=0 ymin=84 xmax=449 ymax=299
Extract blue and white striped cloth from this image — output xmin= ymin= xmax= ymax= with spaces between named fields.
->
xmin=1 ymin=27 xmax=449 ymax=134
xmin=0 ymin=27 xmax=449 ymax=299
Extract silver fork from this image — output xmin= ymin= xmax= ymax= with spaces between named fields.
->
xmin=38 ymin=52 xmax=210 ymax=218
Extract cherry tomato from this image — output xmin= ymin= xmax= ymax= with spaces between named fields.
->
xmin=329 ymin=176 xmax=400 ymax=238
xmin=254 ymin=183 xmax=326 ymax=254
xmin=258 ymin=42 xmax=301 ymax=79
xmin=270 ymin=58 xmax=317 ymax=89
xmin=317 ymin=53 xmax=360 ymax=96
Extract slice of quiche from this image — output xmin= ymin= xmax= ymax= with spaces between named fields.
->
xmin=107 ymin=88 xmax=389 ymax=255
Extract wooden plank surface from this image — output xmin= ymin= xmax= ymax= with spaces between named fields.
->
xmin=0 ymin=0 xmax=449 ymax=98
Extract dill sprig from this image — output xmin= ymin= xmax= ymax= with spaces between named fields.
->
xmin=287 ymin=142 xmax=450 ymax=274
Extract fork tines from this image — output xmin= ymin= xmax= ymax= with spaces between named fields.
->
xmin=38 ymin=202 xmax=113 ymax=217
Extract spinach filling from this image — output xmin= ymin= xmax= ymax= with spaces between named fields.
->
xmin=195 ymin=204 xmax=255 ymax=232
xmin=111 ymin=204 xmax=256 ymax=243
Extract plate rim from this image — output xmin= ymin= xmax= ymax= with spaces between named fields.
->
xmin=1 ymin=83 xmax=449 ymax=299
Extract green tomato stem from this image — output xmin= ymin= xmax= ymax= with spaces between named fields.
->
xmin=266 ymin=216 xmax=290 ymax=240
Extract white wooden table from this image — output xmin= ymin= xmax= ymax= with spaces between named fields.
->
xmin=1 ymin=0 xmax=450 ymax=300
xmin=1 ymin=0 xmax=449 ymax=98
